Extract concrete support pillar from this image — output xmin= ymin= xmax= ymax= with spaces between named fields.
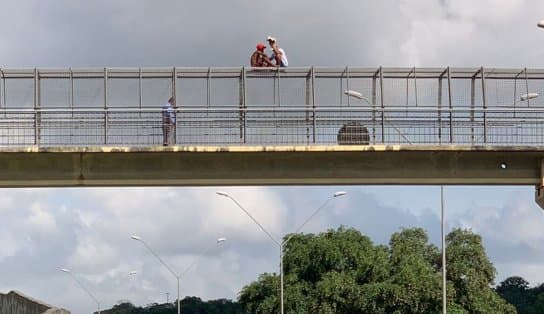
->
xmin=535 ymin=159 xmax=544 ymax=209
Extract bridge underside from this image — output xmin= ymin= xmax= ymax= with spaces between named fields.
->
xmin=0 ymin=145 xmax=543 ymax=187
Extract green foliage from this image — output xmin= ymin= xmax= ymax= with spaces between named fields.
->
xmin=238 ymin=226 xmax=517 ymax=314
xmin=497 ymin=277 xmax=544 ymax=314
xmin=101 ymin=297 xmax=242 ymax=314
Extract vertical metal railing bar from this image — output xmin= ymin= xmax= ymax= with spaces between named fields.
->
xmin=340 ymin=67 xmax=345 ymax=106
xmin=240 ymin=67 xmax=247 ymax=143
xmin=0 ymin=68 xmax=3 ymax=116
xmin=138 ymin=68 xmax=143 ymax=118
xmin=470 ymin=77 xmax=475 ymax=144
xmin=311 ymin=66 xmax=316 ymax=143
xmin=33 ymin=68 xmax=40 ymax=146
xmin=447 ymin=67 xmax=453 ymax=144
xmin=346 ymin=66 xmax=350 ymax=107
xmin=513 ymin=69 xmax=524 ymax=119
xmin=524 ymin=67 xmax=530 ymax=107
xmin=172 ymin=67 xmax=177 ymax=145
xmin=69 ymin=68 xmax=74 ymax=118
xmin=273 ymin=71 xmax=276 ymax=106
xmin=438 ymin=75 xmax=443 ymax=145
xmin=277 ymin=68 xmax=281 ymax=107
xmin=372 ymin=70 xmax=377 ymax=144
xmin=206 ymin=67 xmax=211 ymax=108
xmin=104 ymin=68 xmax=109 ymax=145
xmin=379 ymin=66 xmax=385 ymax=143
xmin=481 ymin=67 xmax=487 ymax=144
xmin=305 ymin=69 xmax=310 ymax=145
xmin=1 ymin=69 xmax=5 ymax=119
xmin=414 ymin=67 xmax=418 ymax=107
xmin=406 ymin=67 xmax=413 ymax=108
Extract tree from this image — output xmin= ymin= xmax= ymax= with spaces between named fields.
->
xmin=496 ymin=276 xmax=531 ymax=313
xmin=238 ymin=226 xmax=517 ymax=314
xmin=446 ymin=228 xmax=516 ymax=313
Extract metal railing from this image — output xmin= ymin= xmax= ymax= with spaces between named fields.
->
xmin=0 ymin=67 xmax=544 ymax=147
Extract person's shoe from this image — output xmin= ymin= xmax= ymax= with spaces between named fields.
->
xmin=163 ymin=143 xmax=168 ymax=146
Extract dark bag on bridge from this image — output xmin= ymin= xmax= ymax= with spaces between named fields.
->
xmin=337 ymin=121 xmax=370 ymax=145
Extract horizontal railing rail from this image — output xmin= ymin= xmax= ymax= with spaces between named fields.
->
xmin=0 ymin=106 xmax=542 ymax=147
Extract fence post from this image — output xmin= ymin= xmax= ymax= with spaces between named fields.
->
xmin=104 ymin=67 xmax=108 ymax=144
xmin=34 ymin=68 xmax=40 ymax=146
xmin=311 ymin=66 xmax=316 ymax=143
xmin=481 ymin=67 xmax=487 ymax=144
xmin=240 ymin=67 xmax=246 ymax=143
xmin=447 ymin=67 xmax=453 ymax=144
xmin=379 ymin=66 xmax=384 ymax=143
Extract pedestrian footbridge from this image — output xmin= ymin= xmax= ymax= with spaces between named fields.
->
xmin=1 ymin=67 xmax=544 ymax=207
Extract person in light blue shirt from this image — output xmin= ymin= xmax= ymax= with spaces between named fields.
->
xmin=162 ymin=97 xmax=176 ymax=146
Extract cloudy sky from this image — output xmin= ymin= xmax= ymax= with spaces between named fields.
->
xmin=2 ymin=0 xmax=544 ymax=312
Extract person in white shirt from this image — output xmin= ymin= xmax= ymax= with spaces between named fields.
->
xmin=267 ymin=36 xmax=288 ymax=67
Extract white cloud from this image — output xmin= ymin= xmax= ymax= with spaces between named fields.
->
xmin=25 ymin=202 xmax=57 ymax=234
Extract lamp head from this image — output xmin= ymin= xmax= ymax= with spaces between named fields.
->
xmin=130 ymin=235 xmax=142 ymax=241
xmin=334 ymin=191 xmax=347 ymax=197
xmin=61 ymin=268 xmax=70 ymax=273
xmin=344 ymin=90 xmax=364 ymax=100
xmin=217 ymin=237 xmax=227 ymax=244
xmin=216 ymin=191 xmax=230 ymax=197
xmin=521 ymin=93 xmax=539 ymax=101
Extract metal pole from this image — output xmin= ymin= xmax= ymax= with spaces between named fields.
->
xmin=206 ymin=67 xmax=211 ymax=108
xmin=177 ymin=276 xmax=181 ymax=314
xmin=305 ymin=70 xmax=310 ymax=144
xmin=447 ymin=67 xmax=453 ymax=144
xmin=69 ymin=68 xmax=74 ymax=113
xmin=0 ymin=69 xmax=4 ymax=113
xmin=441 ymin=185 xmax=447 ymax=314
xmin=379 ymin=66 xmax=385 ymax=143
xmin=438 ymin=75 xmax=442 ymax=144
xmin=34 ymin=68 xmax=40 ymax=146
xmin=372 ymin=71 xmax=377 ymax=144
xmin=0 ymin=68 xmax=3 ymax=110
xmin=240 ymin=67 xmax=246 ymax=143
xmin=104 ymin=68 xmax=108 ymax=144
xmin=481 ymin=67 xmax=487 ymax=143
xmin=173 ymin=67 xmax=177 ymax=144
xmin=525 ymin=68 xmax=530 ymax=107
xmin=471 ymin=77 xmax=475 ymax=144
xmin=63 ymin=270 xmax=101 ymax=314
xmin=280 ymin=243 xmax=284 ymax=314
xmin=311 ymin=66 xmax=316 ymax=143
xmin=414 ymin=67 xmax=418 ymax=107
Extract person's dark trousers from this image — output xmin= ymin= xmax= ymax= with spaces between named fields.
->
xmin=162 ymin=122 xmax=175 ymax=146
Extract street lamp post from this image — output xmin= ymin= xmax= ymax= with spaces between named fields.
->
xmin=131 ymin=235 xmax=226 ymax=314
xmin=217 ymin=190 xmax=347 ymax=314
xmin=441 ymin=186 xmax=446 ymax=314
xmin=60 ymin=268 xmax=101 ymax=314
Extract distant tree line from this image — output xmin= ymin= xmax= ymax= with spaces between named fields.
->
xmin=101 ymin=297 xmax=242 ymax=314
xmin=101 ymin=226 xmax=543 ymax=314
xmin=496 ymin=276 xmax=544 ymax=313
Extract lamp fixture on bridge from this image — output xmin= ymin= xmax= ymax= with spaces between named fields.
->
xmin=521 ymin=93 xmax=539 ymax=101
xmin=344 ymin=90 xmax=370 ymax=104
xmin=538 ymin=20 xmax=544 ymax=28
xmin=500 ymin=162 xmax=508 ymax=170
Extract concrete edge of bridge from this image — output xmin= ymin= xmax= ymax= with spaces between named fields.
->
xmin=2 ymin=144 xmax=544 ymax=153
